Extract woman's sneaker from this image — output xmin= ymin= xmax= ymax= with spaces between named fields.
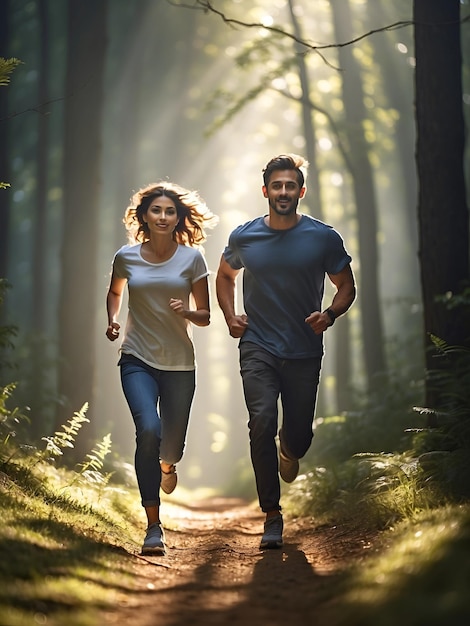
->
xmin=160 ymin=464 xmax=177 ymax=494
xmin=260 ymin=514 xmax=283 ymax=549
xmin=141 ymin=522 xmax=166 ymax=555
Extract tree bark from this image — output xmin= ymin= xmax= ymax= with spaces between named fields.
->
xmin=413 ymin=0 xmax=469 ymax=407
xmin=330 ymin=0 xmax=388 ymax=391
xmin=57 ymin=0 xmax=107 ymax=450
xmin=0 ymin=0 xmax=11 ymax=284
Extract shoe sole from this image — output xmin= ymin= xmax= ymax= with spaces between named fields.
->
xmin=260 ymin=539 xmax=283 ymax=549
xmin=141 ymin=546 xmax=166 ymax=556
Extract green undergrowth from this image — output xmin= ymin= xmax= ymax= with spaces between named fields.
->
xmin=0 ymin=457 xmax=143 ymax=626
xmin=332 ymin=504 xmax=470 ymax=626
xmin=0 ymin=401 xmax=147 ymax=626
xmin=281 ymin=455 xmax=470 ymax=625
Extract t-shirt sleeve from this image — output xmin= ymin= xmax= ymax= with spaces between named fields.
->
xmin=192 ymin=250 xmax=210 ymax=283
xmin=112 ymin=246 xmax=130 ymax=279
xmin=222 ymin=228 xmax=244 ymax=270
xmin=324 ymin=228 xmax=352 ymax=275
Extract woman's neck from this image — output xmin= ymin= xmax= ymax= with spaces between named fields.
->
xmin=141 ymin=237 xmax=178 ymax=263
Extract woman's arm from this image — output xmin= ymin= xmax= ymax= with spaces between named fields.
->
xmin=106 ymin=271 xmax=127 ymax=341
xmin=169 ymin=276 xmax=211 ymax=327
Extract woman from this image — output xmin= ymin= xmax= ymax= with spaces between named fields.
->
xmin=106 ymin=181 xmax=217 ymax=556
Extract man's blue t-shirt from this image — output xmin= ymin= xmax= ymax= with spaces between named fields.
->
xmin=223 ymin=214 xmax=352 ymax=359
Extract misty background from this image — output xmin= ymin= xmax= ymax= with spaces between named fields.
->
xmin=1 ymin=0 xmax=468 ymax=493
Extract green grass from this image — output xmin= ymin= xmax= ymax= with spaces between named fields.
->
xmin=333 ymin=504 xmax=470 ymax=626
xmin=0 ymin=459 xmax=144 ymax=626
xmin=1 ymin=390 xmax=470 ymax=625
xmin=2 ymin=448 xmax=470 ymax=625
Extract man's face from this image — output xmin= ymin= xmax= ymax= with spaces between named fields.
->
xmin=262 ymin=170 xmax=305 ymax=216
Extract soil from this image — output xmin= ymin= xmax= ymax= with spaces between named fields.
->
xmin=101 ymin=498 xmax=379 ymax=626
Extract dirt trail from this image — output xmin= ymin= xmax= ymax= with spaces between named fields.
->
xmin=102 ymin=498 xmax=376 ymax=626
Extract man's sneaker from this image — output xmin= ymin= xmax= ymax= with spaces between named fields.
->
xmin=279 ymin=450 xmax=299 ymax=483
xmin=260 ymin=514 xmax=283 ymax=549
xmin=161 ymin=464 xmax=177 ymax=494
xmin=141 ymin=522 xmax=166 ymax=555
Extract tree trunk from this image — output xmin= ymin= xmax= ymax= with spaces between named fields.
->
xmin=286 ymin=0 xmax=323 ymax=221
xmin=367 ymin=0 xmax=419 ymax=288
xmin=413 ymin=0 xmax=469 ymax=408
xmin=28 ymin=0 xmax=51 ymax=438
xmin=330 ymin=0 xmax=388 ymax=392
xmin=57 ymin=0 xmax=107 ymax=451
xmin=0 ymin=0 xmax=11 ymax=285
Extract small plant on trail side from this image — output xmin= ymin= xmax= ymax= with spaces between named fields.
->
xmin=0 ymin=279 xmax=18 ymax=375
xmin=410 ymin=334 xmax=470 ymax=499
xmin=69 ymin=433 xmax=113 ymax=492
xmin=0 ymin=383 xmax=30 ymax=465
xmin=40 ymin=402 xmax=90 ymax=462
xmin=38 ymin=403 xmax=113 ymax=495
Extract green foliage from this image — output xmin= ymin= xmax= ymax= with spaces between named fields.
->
xmin=284 ymin=450 xmax=447 ymax=530
xmin=40 ymin=402 xmax=90 ymax=461
xmin=0 ymin=383 xmax=29 ymax=447
xmin=0 ymin=280 xmax=18 ymax=369
xmin=0 ymin=57 xmax=22 ymax=86
xmin=307 ymin=374 xmax=422 ymax=468
xmin=70 ymin=433 xmax=113 ymax=489
xmin=286 ymin=329 xmax=470 ymax=530
xmin=0 ymin=439 xmax=141 ymax=626
xmin=411 ymin=337 xmax=470 ymax=498
xmin=335 ymin=505 xmax=470 ymax=626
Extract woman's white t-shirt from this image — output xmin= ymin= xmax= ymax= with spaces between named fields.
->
xmin=112 ymin=243 xmax=209 ymax=371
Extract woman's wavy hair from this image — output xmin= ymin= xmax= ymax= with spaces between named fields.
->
xmin=123 ymin=182 xmax=218 ymax=247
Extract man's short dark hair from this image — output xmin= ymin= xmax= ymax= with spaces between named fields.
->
xmin=262 ymin=154 xmax=309 ymax=188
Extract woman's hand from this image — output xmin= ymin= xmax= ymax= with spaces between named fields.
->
xmin=106 ymin=321 xmax=120 ymax=341
xmin=169 ymin=298 xmax=186 ymax=316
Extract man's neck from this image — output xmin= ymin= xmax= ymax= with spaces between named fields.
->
xmin=264 ymin=212 xmax=301 ymax=230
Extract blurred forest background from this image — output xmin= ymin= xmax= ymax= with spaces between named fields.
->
xmin=0 ymin=0 xmax=468 ymax=493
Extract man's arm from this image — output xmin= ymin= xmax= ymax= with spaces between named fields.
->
xmin=215 ymin=255 xmax=248 ymax=338
xmin=305 ymin=264 xmax=356 ymax=335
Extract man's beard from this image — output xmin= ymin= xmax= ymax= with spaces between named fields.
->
xmin=269 ymin=197 xmax=299 ymax=216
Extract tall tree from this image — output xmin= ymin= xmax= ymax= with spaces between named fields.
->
xmin=413 ymin=0 xmax=469 ymax=407
xmin=367 ymin=0 xmax=418 ymax=286
xmin=330 ymin=0 xmax=388 ymax=390
xmin=28 ymin=0 xmax=51 ymax=437
xmin=286 ymin=0 xmax=322 ymax=221
xmin=32 ymin=0 xmax=50 ymax=335
xmin=0 ymin=0 xmax=11 ymax=284
xmin=57 ymin=0 xmax=107 ymax=446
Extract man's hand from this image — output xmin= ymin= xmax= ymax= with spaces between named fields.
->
xmin=227 ymin=314 xmax=249 ymax=338
xmin=305 ymin=311 xmax=332 ymax=335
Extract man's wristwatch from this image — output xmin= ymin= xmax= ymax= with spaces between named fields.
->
xmin=324 ymin=308 xmax=336 ymax=326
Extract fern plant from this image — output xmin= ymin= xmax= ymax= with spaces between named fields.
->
xmin=70 ymin=433 xmax=113 ymax=488
xmin=40 ymin=402 xmax=90 ymax=461
xmin=0 ymin=383 xmax=29 ymax=451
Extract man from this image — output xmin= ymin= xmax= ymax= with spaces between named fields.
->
xmin=216 ymin=153 xmax=356 ymax=549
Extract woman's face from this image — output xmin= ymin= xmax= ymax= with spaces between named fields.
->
xmin=143 ymin=194 xmax=179 ymax=236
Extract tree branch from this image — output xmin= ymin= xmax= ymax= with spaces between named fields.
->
xmin=167 ymin=1 xmax=469 ymax=58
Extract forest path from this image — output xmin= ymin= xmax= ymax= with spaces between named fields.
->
xmin=102 ymin=498 xmax=377 ymax=626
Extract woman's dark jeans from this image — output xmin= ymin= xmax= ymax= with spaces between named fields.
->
xmin=119 ymin=354 xmax=195 ymax=507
